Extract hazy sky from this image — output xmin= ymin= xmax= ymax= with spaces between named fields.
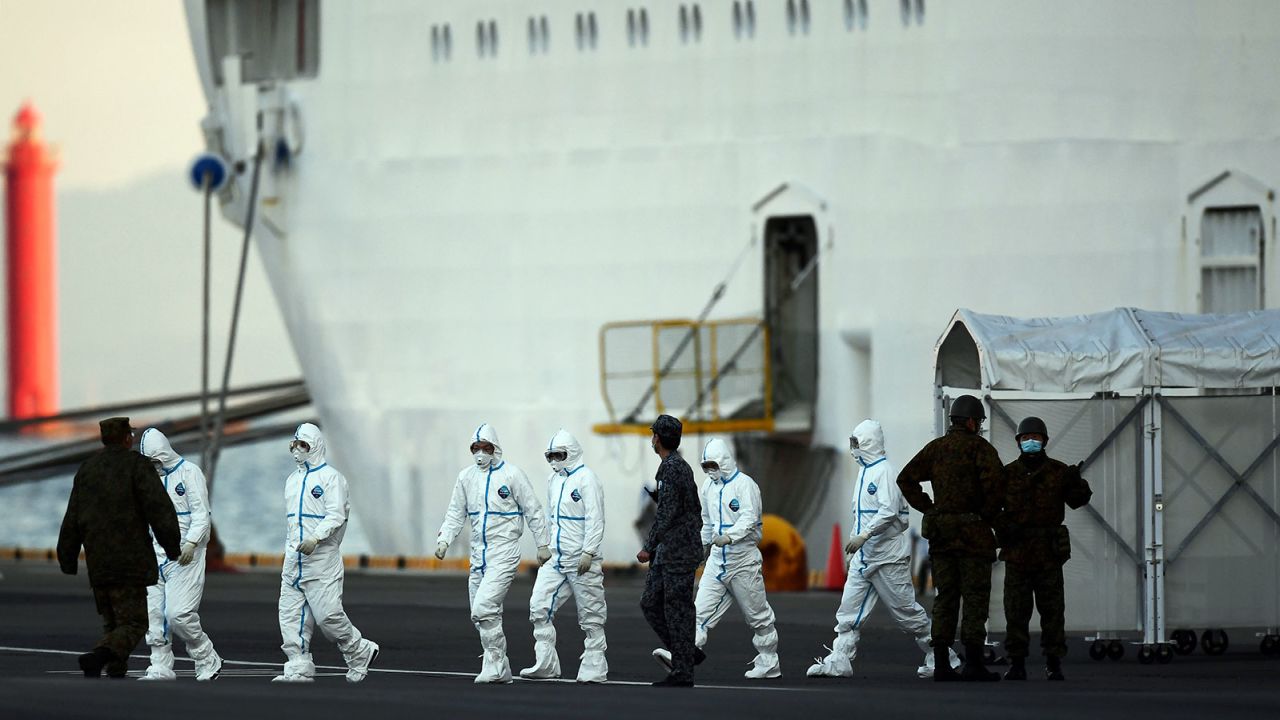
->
xmin=0 ymin=0 xmax=299 ymax=411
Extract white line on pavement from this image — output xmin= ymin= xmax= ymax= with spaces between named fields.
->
xmin=1 ymin=645 xmax=813 ymax=692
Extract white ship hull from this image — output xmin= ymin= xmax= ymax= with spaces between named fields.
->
xmin=185 ymin=0 xmax=1280 ymax=565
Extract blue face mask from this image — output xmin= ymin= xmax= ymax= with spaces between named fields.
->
xmin=1020 ymin=439 xmax=1044 ymax=454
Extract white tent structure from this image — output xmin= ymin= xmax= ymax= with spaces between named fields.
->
xmin=933 ymin=308 xmax=1280 ymax=662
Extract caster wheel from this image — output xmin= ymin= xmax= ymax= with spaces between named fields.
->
xmin=1156 ymin=643 xmax=1174 ymax=664
xmin=1089 ymin=640 xmax=1107 ymax=661
xmin=1107 ymin=639 xmax=1125 ymax=661
xmin=1172 ymin=629 xmax=1197 ymax=655
xmin=1201 ymin=629 xmax=1229 ymax=656
xmin=1259 ymin=634 xmax=1278 ymax=656
xmin=1138 ymin=644 xmax=1155 ymax=664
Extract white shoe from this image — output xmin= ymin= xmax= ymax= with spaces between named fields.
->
xmin=137 ymin=668 xmax=177 ymax=681
xmin=474 ymin=653 xmax=514 ymax=684
xmin=745 ymin=663 xmax=781 ymax=679
xmin=651 ymin=648 xmax=673 ymax=673
xmin=346 ymin=640 xmax=380 ymax=683
xmin=195 ymin=652 xmax=223 ymax=682
xmin=519 ymin=665 xmax=559 ymax=679
xmin=271 ymin=673 xmax=314 ymax=683
xmin=805 ymin=647 xmax=853 ymax=678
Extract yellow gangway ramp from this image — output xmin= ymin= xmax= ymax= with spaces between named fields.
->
xmin=593 ymin=317 xmax=773 ymax=435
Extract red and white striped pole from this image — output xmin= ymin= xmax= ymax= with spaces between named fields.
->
xmin=4 ymin=102 xmax=59 ymax=419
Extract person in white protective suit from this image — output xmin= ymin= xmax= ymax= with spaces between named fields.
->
xmin=136 ymin=428 xmax=223 ymax=681
xmin=518 ymin=429 xmax=609 ymax=682
xmin=807 ymin=419 xmax=961 ymax=678
xmin=273 ymin=423 xmax=380 ymax=683
xmin=654 ymin=438 xmax=781 ymax=679
xmin=435 ymin=423 xmax=551 ymax=684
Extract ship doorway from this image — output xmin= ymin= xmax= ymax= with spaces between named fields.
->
xmin=763 ymin=214 xmax=819 ymax=433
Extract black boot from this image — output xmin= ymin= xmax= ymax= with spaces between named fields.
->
xmin=933 ymin=644 xmax=961 ymax=682
xmin=1045 ymin=654 xmax=1064 ymax=681
xmin=1003 ymin=656 xmax=1027 ymax=681
xmin=78 ymin=647 xmax=114 ymax=678
xmin=960 ymin=644 xmax=1000 ymax=682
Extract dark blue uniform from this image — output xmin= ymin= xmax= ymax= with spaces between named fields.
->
xmin=640 ymin=452 xmax=702 ymax=681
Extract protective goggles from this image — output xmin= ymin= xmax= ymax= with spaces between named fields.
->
xmin=849 ymin=436 xmax=860 ymax=451
xmin=289 ymin=439 xmax=311 ymax=452
xmin=469 ymin=441 xmax=495 ymax=454
xmin=700 ymin=461 xmax=720 ymax=473
xmin=544 ymin=449 xmax=568 ymax=463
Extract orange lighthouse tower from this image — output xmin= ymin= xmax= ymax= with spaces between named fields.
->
xmin=4 ymin=102 xmax=59 ymax=419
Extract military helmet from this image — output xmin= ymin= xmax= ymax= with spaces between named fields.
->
xmin=1016 ymin=416 xmax=1049 ymax=439
xmin=948 ymin=394 xmax=986 ymax=421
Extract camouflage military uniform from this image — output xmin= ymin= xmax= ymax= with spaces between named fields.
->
xmin=897 ymin=426 xmax=1004 ymax=648
xmin=58 ymin=444 xmax=181 ymax=670
xmin=997 ymin=455 xmax=1092 ymax=659
xmin=640 ymin=451 xmax=703 ymax=682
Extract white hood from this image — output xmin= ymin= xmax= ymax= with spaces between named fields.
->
xmin=294 ymin=422 xmax=328 ymax=467
xmin=547 ymin=428 xmax=583 ymax=474
xmin=700 ymin=437 xmax=739 ymax=478
xmin=139 ymin=428 xmax=182 ymax=470
xmin=852 ymin=419 xmax=886 ymax=464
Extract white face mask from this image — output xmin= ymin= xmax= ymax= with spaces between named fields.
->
xmin=291 ymin=447 xmax=308 ymax=465
xmin=473 ymin=450 xmax=494 ymax=469
xmin=550 ymin=460 xmax=568 ymax=475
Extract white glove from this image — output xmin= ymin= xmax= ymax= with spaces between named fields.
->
xmin=576 ymin=552 xmax=594 ymax=574
xmin=844 ymin=531 xmax=871 ymax=555
xmin=537 ymin=545 xmax=552 ymax=565
xmin=298 ymin=536 xmax=319 ymax=555
xmin=177 ymin=541 xmax=197 ymax=566
xmin=713 ymin=534 xmax=732 ymax=547
xmin=434 ymin=541 xmax=448 ymax=560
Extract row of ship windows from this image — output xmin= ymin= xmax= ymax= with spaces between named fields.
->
xmin=431 ymin=0 xmax=926 ymax=62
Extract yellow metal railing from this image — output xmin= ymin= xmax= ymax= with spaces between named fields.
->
xmin=593 ymin=317 xmax=773 ymax=435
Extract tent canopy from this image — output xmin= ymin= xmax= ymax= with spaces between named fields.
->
xmin=934 ymin=308 xmax=1280 ymax=392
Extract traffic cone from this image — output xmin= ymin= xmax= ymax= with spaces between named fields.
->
xmin=824 ymin=523 xmax=847 ymax=590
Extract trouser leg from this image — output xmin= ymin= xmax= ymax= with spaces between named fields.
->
xmin=663 ymin=567 xmax=697 ymax=680
xmin=303 ymin=571 xmax=365 ymax=664
xmin=957 ymin=557 xmax=992 ymax=647
xmin=640 ymin=564 xmax=671 ymax=649
xmin=833 ymin=562 xmax=880 ymax=663
xmin=730 ymin=567 xmax=779 ymax=674
xmin=570 ymin=566 xmax=609 ymax=682
xmin=929 ymin=555 xmax=960 ymax=648
xmin=94 ymin=586 xmax=147 ymax=669
xmin=1003 ymin=563 xmax=1034 ymax=659
xmin=692 ymin=574 xmax=732 ymax=649
xmin=166 ymin=553 xmax=216 ymax=662
xmin=277 ymin=577 xmax=316 ymax=676
xmin=1036 ymin=565 xmax=1067 ymax=658
xmin=142 ymin=580 xmax=175 ymax=677
xmin=524 ymin=565 xmax=569 ymax=678
xmin=471 ymin=559 xmax=518 ymax=680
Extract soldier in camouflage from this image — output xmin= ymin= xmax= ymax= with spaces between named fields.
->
xmin=638 ymin=414 xmax=705 ymax=687
xmin=996 ymin=416 xmax=1092 ymax=681
xmin=897 ymin=395 xmax=1005 ymax=682
xmin=57 ymin=417 xmax=182 ymax=679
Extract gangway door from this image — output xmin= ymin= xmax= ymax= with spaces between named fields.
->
xmin=593 ymin=318 xmax=774 ymax=435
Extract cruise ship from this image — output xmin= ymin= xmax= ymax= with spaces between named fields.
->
xmin=183 ymin=0 xmax=1280 ymax=578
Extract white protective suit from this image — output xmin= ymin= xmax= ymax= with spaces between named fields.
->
xmin=137 ymin=429 xmax=222 ymax=681
xmin=692 ymin=438 xmax=780 ymax=679
xmin=520 ymin=429 xmax=608 ymax=682
xmin=807 ymin=419 xmax=960 ymax=678
xmin=437 ymin=423 xmax=550 ymax=683
xmin=274 ymin=423 xmax=380 ymax=683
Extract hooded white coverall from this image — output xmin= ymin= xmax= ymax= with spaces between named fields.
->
xmin=520 ymin=429 xmax=608 ymax=682
xmin=808 ymin=419 xmax=959 ymax=678
xmin=437 ymin=423 xmax=550 ymax=683
xmin=691 ymin=438 xmax=780 ymax=678
xmin=137 ymin=428 xmax=222 ymax=681
xmin=274 ymin=423 xmax=380 ymax=683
